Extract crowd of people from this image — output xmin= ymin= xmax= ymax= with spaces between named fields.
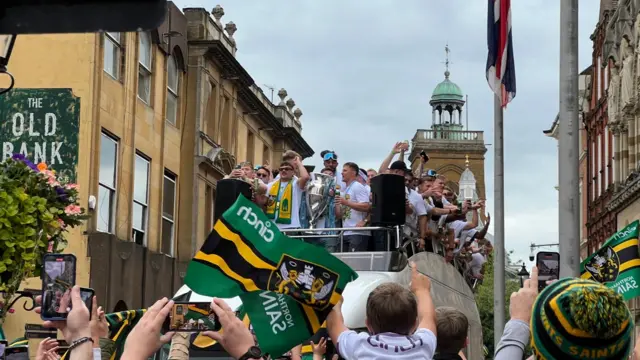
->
xmin=35 ymin=264 xmax=640 ymax=360
xmin=226 ymin=141 xmax=493 ymax=288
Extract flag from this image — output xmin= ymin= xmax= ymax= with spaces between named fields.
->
xmin=581 ymin=220 xmax=640 ymax=300
xmin=104 ymin=309 xmax=146 ymax=360
xmin=486 ymin=0 xmax=516 ymax=107
xmin=185 ymin=194 xmax=358 ymax=356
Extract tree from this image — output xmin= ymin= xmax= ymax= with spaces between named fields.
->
xmin=475 ymin=250 xmax=521 ymax=358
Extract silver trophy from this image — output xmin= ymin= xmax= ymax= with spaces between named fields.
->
xmin=305 ymin=173 xmax=333 ymax=229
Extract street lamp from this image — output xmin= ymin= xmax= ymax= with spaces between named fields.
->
xmin=518 ymin=263 xmax=530 ymax=288
xmin=0 ymin=34 xmax=17 ymax=95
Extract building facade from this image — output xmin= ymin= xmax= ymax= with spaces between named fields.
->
xmin=0 ymin=3 xmax=313 ymax=341
xmin=601 ymin=0 xmax=640 ymax=332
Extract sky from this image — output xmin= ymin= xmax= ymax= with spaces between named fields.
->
xmin=174 ymin=0 xmax=600 ymax=267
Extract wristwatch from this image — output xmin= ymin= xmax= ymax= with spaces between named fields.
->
xmin=238 ymin=346 xmax=263 ymax=360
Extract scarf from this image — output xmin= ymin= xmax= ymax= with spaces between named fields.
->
xmin=266 ymin=179 xmax=293 ymax=224
xmin=300 ymin=178 xmax=336 ymax=232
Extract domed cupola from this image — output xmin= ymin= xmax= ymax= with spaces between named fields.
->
xmin=430 ymin=45 xmax=465 ymax=131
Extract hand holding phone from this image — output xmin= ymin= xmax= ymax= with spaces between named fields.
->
xmin=162 ymin=302 xmax=222 ymax=333
xmin=41 ymin=254 xmax=77 ymax=321
xmin=536 ymin=251 xmax=560 ymax=291
xmin=420 ymin=151 xmax=430 ymax=163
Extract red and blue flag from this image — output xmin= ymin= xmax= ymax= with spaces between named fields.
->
xmin=486 ymin=0 xmax=516 ymax=108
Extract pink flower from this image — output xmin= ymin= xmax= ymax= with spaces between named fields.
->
xmin=8 ymin=309 xmax=14 ymax=314
xmin=47 ymin=177 xmax=60 ymax=187
xmin=65 ymin=184 xmax=79 ymax=190
xmin=57 ymin=218 xmax=66 ymax=229
xmin=64 ymin=205 xmax=81 ymax=216
xmin=48 ymin=241 xmax=54 ymax=252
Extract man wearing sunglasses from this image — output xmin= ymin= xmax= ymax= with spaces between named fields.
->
xmin=265 ymin=155 xmax=310 ymax=231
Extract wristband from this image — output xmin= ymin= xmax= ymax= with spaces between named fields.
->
xmin=69 ymin=337 xmax=93 ymax=353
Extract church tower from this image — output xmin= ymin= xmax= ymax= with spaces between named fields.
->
xmin=409 ymin=45 xmax=488 ymax=218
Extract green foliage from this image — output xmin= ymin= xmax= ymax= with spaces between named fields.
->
xmin=475 ymin=251 xmax=521 ymax=358
xmin=0 ymin=156 xmax=88 ymax=322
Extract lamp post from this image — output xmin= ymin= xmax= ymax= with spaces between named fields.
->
xmin=518 ymin=263 xmax=530 ymax=288
xmin=0 ymin=34 xmax=17 ymax=95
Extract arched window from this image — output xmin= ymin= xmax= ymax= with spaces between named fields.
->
xmin=138 ymin=32 xmax=153 ymax=103
xmin=166 ymin=55 xmax=180 ymax=125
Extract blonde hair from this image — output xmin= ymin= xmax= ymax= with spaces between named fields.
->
xmin=282 ymin=150 xmax=301 ymax=161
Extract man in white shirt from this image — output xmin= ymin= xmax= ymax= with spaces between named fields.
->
xmin=265 ymin=156 xmax=310 ymax=230
xmin=336 ymin=162 xmax=371 ymax=252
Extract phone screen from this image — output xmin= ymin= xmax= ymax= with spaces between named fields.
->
xmin=41 ymin=254 xmax=77 ymax=320
xmin=5 ymin=347 xmax=28 ymax=360
xmin=536 ymin=251 xmax=560 ymax=291
xmin=163 ymin=303 xmax=221 ymax=332
xmin=79 ymin=288 xmax=94 ymax=317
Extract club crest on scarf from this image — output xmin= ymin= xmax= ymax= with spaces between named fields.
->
xmin=268 ymin=254 xmax=338 ymax=309
xmin=585 ymin=246 xmax=620 ymax=283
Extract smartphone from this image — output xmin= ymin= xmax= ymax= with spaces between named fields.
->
xmin=41 ymin=254 xmax=77 ymax=321
xmin=234 ymin=164 xmax=241 ymax=170
xmin=420 ymin=151 xmax=430 ymax=162
xmin=536 ymin=251 xmax=560 ymax=291
xmin=162 ymin=302 xmax=221 ymax=332
xmin=5 ymin=347 xmax=28 ymax=360
xmin=55 ymin=347 xmax=68 ymax=357
xmin=79 ymin=287 xmax=95 ymax=319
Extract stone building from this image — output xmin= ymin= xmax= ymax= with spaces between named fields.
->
xmin=604 ymin=0 xmax=640 ymax=230
xmin=0 ymin=2 xmax=313 ymax=341
xmin=599 ymin=0 xmax=640 ymax=336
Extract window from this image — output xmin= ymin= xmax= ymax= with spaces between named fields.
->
xmin=597 ymin=57 xmax=602 ymax=100
xmin=104 ymin=32 xmax=122 ymax=79
xmin=596 ymin=134 xmax=602 ymax=196
xmin=132 ymin=153 xmax=150 ymax=245
xmin=166 ymin=55 xmax=179 ymax=125
xmin=591 ymin=139 xmax=596 ymax=201
xmin=604 ymin=63 xmax=609 ymax=90
xmin=97 ymin=132 xmax=118 ymax=233
xmin=604 ymin=128 xmax=609 ymax=188
xmin=138 ymin=32 xmax=152 ymax=103
xmin=162 ymin=171 xmax=177 ymax=256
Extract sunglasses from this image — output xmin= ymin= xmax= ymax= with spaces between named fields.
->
xmin=323 ymin=153 xmax=337 ymax=161
xmin=279 ymin=167 xmax=293 ymax=172
xmin=256 ymin=172 xmax=268 ymax=178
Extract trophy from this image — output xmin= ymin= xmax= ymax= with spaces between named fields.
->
xmin=305 ymin=173 xmax=334 ymax=229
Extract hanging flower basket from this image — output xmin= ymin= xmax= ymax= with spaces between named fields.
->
xmin=0 ymin=154 xmax=89 ymax=324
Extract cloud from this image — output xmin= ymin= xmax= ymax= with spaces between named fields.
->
xmin=173 ymin=0 xmax=600 ymax=259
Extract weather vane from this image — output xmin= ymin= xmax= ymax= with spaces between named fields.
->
xmin=443 ymin=43 xmax=452 ymax=78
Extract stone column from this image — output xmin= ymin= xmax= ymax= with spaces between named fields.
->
xmin=612 ymin=123 xmax=621 ymax=184
xmin=432 ymin=109 xmax=436 ymax=126
xmin=621 ymin=121 xmax=629 ymax=180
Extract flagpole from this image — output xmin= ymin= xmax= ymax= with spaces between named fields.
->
xmin=493 ymin=94 xmax=506 ymax=347
xmin=558 ymin=0 xmax=580 ymax=278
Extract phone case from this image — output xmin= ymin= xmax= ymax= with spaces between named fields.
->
xmin=40 ymin=254 xmax=77 ymax=321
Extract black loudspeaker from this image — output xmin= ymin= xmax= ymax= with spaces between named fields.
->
xmin=370 ymin=174 xmax=406 ymax=226
xmin=214 ymin=178 xmax=252 ymax=223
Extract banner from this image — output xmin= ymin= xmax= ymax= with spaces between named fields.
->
xmin=185 ymin=194 xmax=358 ymax=357
xmin=580 ymin=220 xmax=640 ymax=300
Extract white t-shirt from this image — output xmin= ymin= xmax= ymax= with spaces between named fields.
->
xmin=341 ymin=181 xmax=370 ymax=236
xmin=405 ymin=189 xmax=427 ymax=237
xmin=267 ymin=178 xmax=303 ymax=230
xmin=337 ymin=328 xmax=437 ymax=360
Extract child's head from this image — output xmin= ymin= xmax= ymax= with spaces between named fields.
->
xmin=435 ymin=307 xmax=468 ymax=354
xmin=365 ymin=283 xmax=417 ymax=335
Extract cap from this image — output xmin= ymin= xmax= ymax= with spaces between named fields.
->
xmin=390 ymin=161 xmax=409 ymax=171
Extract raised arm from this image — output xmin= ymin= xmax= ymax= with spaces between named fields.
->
xmin=378 ymin=142 xmax=403 ymax=174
